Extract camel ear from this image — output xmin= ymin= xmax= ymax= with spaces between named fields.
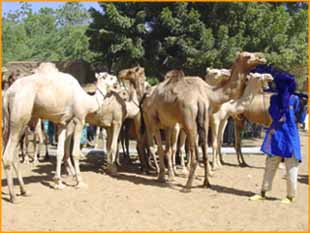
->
xmin=235 ymin=51 xmax=241 ymax=58
xmin=135 ymin=66 xmax=140 ymax=72
xmin=206 ymin=67 xmax=210 ymax=74
xmin=95 ymin=73 xmax=99 ymax=79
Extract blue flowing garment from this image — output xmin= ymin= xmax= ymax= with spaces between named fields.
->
xmin=251 ymin=64 xmax=302 ymax=162
xmin=261 ymin=94 xmax=302 ymax=161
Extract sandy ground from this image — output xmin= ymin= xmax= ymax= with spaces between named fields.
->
xmin=2 ymin=131 xmax=309 ymax=231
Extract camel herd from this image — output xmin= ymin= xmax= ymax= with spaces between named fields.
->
xmin=3 ymin=51 xmax=276 ymax=203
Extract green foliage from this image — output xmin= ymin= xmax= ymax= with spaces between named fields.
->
xmin=87 ymin=2 xmax=307 ymax=83
xmin=2 ymin=2 xmax=95 ymax=64
xmin=3 ymin=2 xmax=307 ymax=86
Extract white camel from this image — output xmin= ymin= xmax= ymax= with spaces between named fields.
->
xmin=2 ymin=63 xmax=109 ymax=203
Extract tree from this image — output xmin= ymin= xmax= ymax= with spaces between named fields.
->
xmin=2 ymin=2 xmax=95 ymax=64
xmin=86 ymin=2 xmax=307 ymax=83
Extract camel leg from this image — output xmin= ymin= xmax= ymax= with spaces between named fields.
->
xmin=211 ymin=118 xmax=219 ymax=171
xmin=63 ymin=124 xmax=75 ymax=176
xmin=182 ymin=130 xmax=198 ymax=192
xmin=3 ymin=129 xmax=25 ymax=203
xmin=178 ymin=131 xmax=188 ymax=175
xmin=54 ymin=126 xmax=66 ymax=189
xmin=32 ymin=133 xmax=39 ymax=165
xmin=166 ymin=128 xmax=175 ymax=182
xmin=201 ymin=117 xmax=211 ymax=188
xmin=106 ymin=123 xmax=122 ymax=175
xmin=234 ymin=118 xmax=249 ymax=167
xmin=95 ymin=127 xmax=101 ymax=149
xmin=12 ymin=160 xmax=30 ymax=197
xmin=185 ymin=137 xmax=191 ymax=170
xmin=171 ymin=126 xmax=179 ymax=176
xmin=153 ymin=130 xmax=166 ymax=182
xmin=134 ymin=114 xmax=150 ymax=172
xmin=218 ymin=118 xmax=228 ymax=166
xmin=71 ymin=120 xmax=87 ymax=188
xmin=22 ymin=132 xmax=30 ymax=164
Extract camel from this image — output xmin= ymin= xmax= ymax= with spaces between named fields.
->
xmin=141 ymin=52 xmax=266 ymax=192
xmin=20 ymin=119 xmax=49 ymax=164
xmin=230 ymin=93 xmax=273 ymax=166
xmin=117 ymin=66 xmax=153 ymax=172
xmin=210 ymin=73 xmax=273 ymax=170
xmin=84 ymin=77 xmax=137 ymax=174
xmin=2 ymin=63 xmax=109 ymax=203
xmin=170 ymin=68 xmax=232 ymax=175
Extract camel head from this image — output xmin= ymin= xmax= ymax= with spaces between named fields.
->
xmin=235 ymin=52 xmax=267 ymax=70
xmin=95 ymin=72 xmax=118 ymax=88
xmin=246 ymin=72 xmax=273 ymax=94
xmin=95 ymin=75 xmax=109 ymax=98
xmin=118 ymin=65 xmax=146 ymax=99
xmin=205 ymin=68 xmax=231 ymax=86
xmin=164 ymin=69 xmax=185 ymax=81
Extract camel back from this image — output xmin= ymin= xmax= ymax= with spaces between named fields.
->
xmin=5 ymin=60 xmax=95 ymax=85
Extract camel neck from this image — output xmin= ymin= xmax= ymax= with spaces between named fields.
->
xmin=209 ymin=67 xmax=248 ymax=105
xmin=227 ymin=80 xmax=259 ymax=115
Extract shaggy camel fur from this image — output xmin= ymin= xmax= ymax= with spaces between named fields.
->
xmin=3 ymin=63 xmax=109 ymax=203
xmin=210 ymin=73 xmax=273 ymax=170
xmin=142 ymin=52 xmax=266 ymax=192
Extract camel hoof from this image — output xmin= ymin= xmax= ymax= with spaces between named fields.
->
xmin=20 ymin=190 xmax=31 ymax=197
xmin=180 ymin=187 xmax=191 ymax=193
xmin=54 ymin=182 xmax=66 ymax=190
xmin=76 ymin=182 xmax=88 ymax=189
xmin=106 ymin=164 xmax=118 ymax=175
xmin=200 ymin=182 xmax=211 ymax=189
xmin=240 ymin=163 xmax=249 ymax=167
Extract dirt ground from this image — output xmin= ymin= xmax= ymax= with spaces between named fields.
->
xmin=2 ymin=131 xmax=309 ymax=231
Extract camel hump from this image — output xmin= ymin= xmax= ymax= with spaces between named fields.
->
xmin=164 ymin=69 xmax=185 ymax=81
xmin=34 ymin=62 xmax=59 ymax=75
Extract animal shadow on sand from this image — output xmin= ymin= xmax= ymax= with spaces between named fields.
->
xmin=82 ymin=151 xmax=174 ymax=189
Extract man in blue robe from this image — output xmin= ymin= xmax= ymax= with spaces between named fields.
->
xmin=249 ymin=65 xmax=303 ymax=204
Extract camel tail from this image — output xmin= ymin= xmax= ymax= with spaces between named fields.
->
xmin=2 ymin=93 xmax=10 ymax=152
xmin=196 ymin=100 xmax=207 ymax=147
xmin=139 ymin=94 xmax=147 ymax=134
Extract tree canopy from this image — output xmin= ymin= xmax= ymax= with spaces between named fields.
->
xmin=2 ymin=2 xmax=308 ymax=87
xmin=86 ymin=2 xmax=307 ymax=85
xmin=2 ymin=2 xmax=94 ymax=64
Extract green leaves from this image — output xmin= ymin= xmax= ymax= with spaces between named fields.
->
xmin=2 ymin=2 xmax=94 ymax=64
xmin=3 ymin=2 xmax=307 ymax=87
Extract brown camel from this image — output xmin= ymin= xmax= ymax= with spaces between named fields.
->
xmin=220 ymin=92 xmax=273 ymax=166
xmin=2 ymin=63 xmax=109 ymax=203
xmin=171 ymin=68 xmax=232 ymax=175
xmin=210 ymin=73 xmax=273 ymax=170
xmin=117 ymin=66 xmax=152 ymax=171
xmin=141 ymin=52 xmax=266 ymax=192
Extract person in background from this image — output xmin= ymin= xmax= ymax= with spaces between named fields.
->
xmin=250 ymin=69 xmax=302 ymax=204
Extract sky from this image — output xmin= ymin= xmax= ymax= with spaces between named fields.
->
xmin=2 ymin=2 xmax=102 ymax=16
